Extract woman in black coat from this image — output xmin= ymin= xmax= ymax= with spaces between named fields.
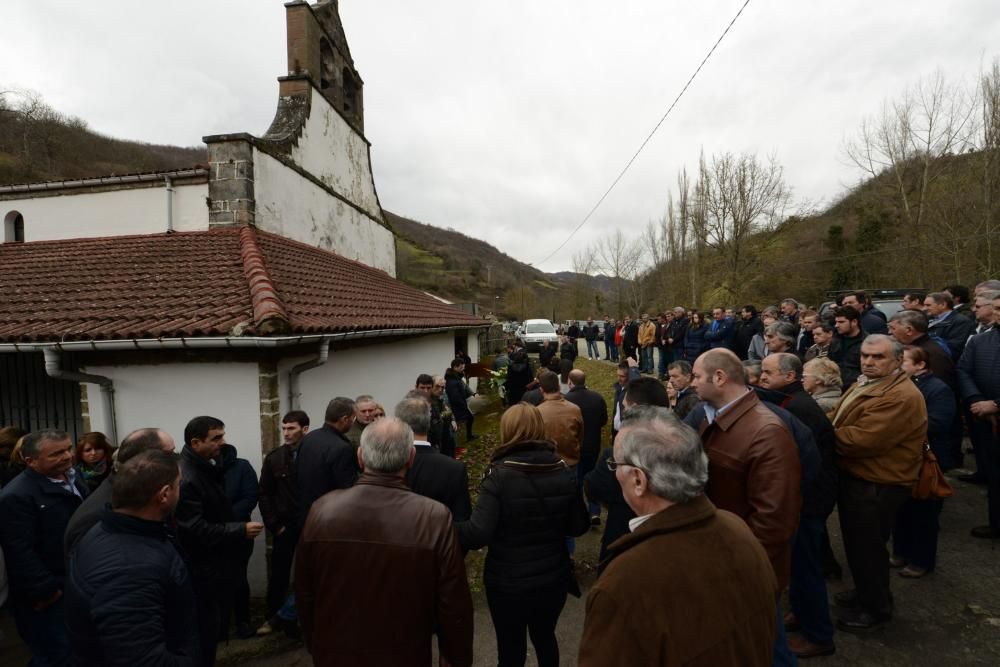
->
xmin=457 ymin=403 xmax=589 ymax=667
xmin=682 ymin=311 xmax=710 ymax=361
xmin=892 ymin=345 xmax=957 ymax=578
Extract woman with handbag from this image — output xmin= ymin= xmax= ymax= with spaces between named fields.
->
xmin=456 ymin=403 xmax=590 ymax=667
xmin=891 ymin=345 xmax=957 ymax=578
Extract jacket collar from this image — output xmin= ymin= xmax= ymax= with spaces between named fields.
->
xmin=181 ymin=444 xmax=222 ymax=478
xmin=355 ymin=470 xmax=410 ymax=490
xmin=100 ymin=509 xmax=172 ymax=541
xmin=706 ymin=388 xmax=758 ymax=432
xmin=490 ymin=439 xmax=556 ymax=462
xmin=22 ymin=466 xmax=87 ymax=497
xmin=542 ymin=393 xmax=565 ymax=403
xmin=604 ymin=495 xmax=717 ymax=562
xmin=850 ymin=369 xmax=909 ymax=398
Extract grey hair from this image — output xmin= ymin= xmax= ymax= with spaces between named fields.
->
xmin=672 ymin=306 xmax=686 ymax=316
xmin=359 ymin=417 xmax=414 ymax=473
xmin=772 ymin=352 xmax=803 ymax=379
xmin=780 ymin=298 xmax=799 ymax=308
xmin=741 ymin=360 xmax=761 ymax=383
xmin=394 ymin=397 xmax=431 ymax=436
xmin=890 ymin=308 xmax=928 ymax=333
xmin=764 ymin=321 xmax=797 ymax=349
xmin=803 ymin=357 xmax=843 ymax=389
xmin=354 ymin=394 xmax=376 ymax=406
xmin=617 ymin=406 xmax=707 ymax=504
xmin=976 ymin=279 xmax=1000 ymax=292
xmin=863 ymin=333 xmax=903 ymax=359
xmin=20 ymin=430 xmax=70 ymax=459
xmin=978 ymin=289 xmax=1000 ymax=302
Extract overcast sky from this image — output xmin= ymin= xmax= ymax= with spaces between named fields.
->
xmin=3 ymin=1 xmax=999 ymax=272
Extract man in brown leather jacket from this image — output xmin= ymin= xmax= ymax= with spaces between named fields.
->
xmin=690 ymin=348 xmax=801 ymax=665
xmin=831 ymin=334 xmax=926 ymax=633
xmin=295 ymin=417 xmax=473 ymax=667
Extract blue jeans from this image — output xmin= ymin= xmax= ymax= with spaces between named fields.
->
xmin=773 ymin=601 xmax=799 ymax=666
xmin=11 ymin=597 xmax=71 ymax=667
xmin=277 ymin=592 xmax=298 ymax=622
xmin=640 ymin=347 xmax=653 ymax=372
xmin=586 ymin=339 xmax=599 ymax=359
xmin=789 ymin=517 xmax=834 ymax=645
xmin=606 ymin=342 xmax=618 ymax=361
xmin=657 ymin=347 xmax=669 ymax=376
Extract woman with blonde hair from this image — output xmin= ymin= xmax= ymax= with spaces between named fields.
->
xmin=802 ymin=357 xmax=843 ymax=413
xmin=457 ymin=402 xmax=589 ymax=667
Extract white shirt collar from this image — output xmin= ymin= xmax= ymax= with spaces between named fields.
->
xmin=629 ymin=514 xmax=655 ymax=532
xmin=413 ymin=439 xmax=432 ymax=447
xmin=703 ymin=388 xmax=750 ymax=424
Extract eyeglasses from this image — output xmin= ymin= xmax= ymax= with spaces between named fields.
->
xmin=606 ymin=458 xmax=647 ymax=473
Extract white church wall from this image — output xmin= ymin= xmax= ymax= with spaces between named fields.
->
xmin=1 ymin=183 xmax=208 ymax=242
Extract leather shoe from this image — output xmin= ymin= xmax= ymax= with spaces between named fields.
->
xmin=836 ymin=608 xmax=889 ymax=633
xmin=787 ymin=634 xmax=836 ymax=658
xmin=958 ymin=473 xmax=987 ymax=485
xmin=971 ymin=526 xmax=1000 ymax=539
xmin=833 ymin=589 xmax=859 ymax=608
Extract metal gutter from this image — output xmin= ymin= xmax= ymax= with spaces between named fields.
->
xmin=42 ymin=348 xmax=118 ymax=444
xmin=0 ymin=168 xmax=208 ymax=195
xmin=288 ymin=340 xmax=330 ymax=410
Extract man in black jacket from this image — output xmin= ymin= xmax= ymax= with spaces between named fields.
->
xmin=0 ymin=430 xmax=87 ymax=665
xmin=66 ymin=449 xmax=199 ymax=665
xmin=733 ymin=305 xmax=763 ymax=361
xmin=622 ymin=316 xmax=640 ymax=361
xmin=397 ymin=396 xmax=471 ymax=521
xmin=925 ymin=291 xmax=976 ymax=360
xmin=830 ymin=305 xmax=865 ymax=388
xmin=565 ymin=369 xmax=608 ymax=524
xmin=759 ymin=354 xmax=837 ymax=658
xmin=842 ymin=291 xmax=888 ymax=335
xmin=667 ymin=361 xmax=700 ymax=419
xmin=65 ymin=428 xmax=176 ymax=557
xmin=957 ymin=301 xmax=1000 ymax=539
xmin=258 ymin=411 xmax=309 ymax=637
xmin=296 ymin=397 xmax=359 ymax=523
xmin=177 ymin=416 xmax=263 ymax=666
xmin=667 ymin=307 xmax=689 ymax=363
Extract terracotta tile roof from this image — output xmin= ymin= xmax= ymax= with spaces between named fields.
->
xmin=0 ymin=226 xmax=485 ymax=343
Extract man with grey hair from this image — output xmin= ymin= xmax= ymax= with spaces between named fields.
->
xmin=296 ymin=417 xmax=473 ymax=666
xmin=398 ymin=397 xmax=471 ymax=521
xmin=0 ymin=429 xmax=88 ymax=665
xmin=296 ymin=397 xmax=358 ymax=525
xmin=831 ymin=334 xmax=926 ymax=632
xmin=347 ymin=394 xmax=379 ymax=449
xmin=975 ymin=279 xmax=1000 ymax=296
xmin=65 ymin=427 xmax=177 ymax=556
xmin=579 ymin=406 xmax=777 ymax=666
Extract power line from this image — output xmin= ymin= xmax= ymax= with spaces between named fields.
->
xmin=533 ymin=0 xmax=754 ymax=268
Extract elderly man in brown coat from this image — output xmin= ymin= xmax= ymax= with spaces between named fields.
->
xmin=295 ymin=417 xmax=473 ymax=667
xmin=690 ymin=348 xmax=801 ymax=663
xmin=831 ymin=334 xmax=926 ymax=633
xmin=579 ymin=406 xmax=777 ymax=666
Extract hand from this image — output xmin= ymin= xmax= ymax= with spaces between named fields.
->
xmin=245 ymin=522 xmax=265 ymax=538
xmin=32 ymin=589 xmax=62 ymax=611
xmin=451 ymin=420 xmax=458 ymax=432
xmin=970 ymin=400 xmax=1000 ymax=417
xmin=626 ymin=357 xmax=638 ymax=368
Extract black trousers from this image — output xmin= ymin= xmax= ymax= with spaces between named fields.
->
xmin=228 ymin=540 xmax=254 ymax=628
xmin=838 ymin=474 xmax=909 ymax=616
xmin=970 ymin=418 xmax=1000 ymax=530
xmin=193 ymin=574 xmax=225 ymax=666
xmin=486 ymin=584 xmax=567 ymax=667
xmin=267 ymin=527 xmax=300 ymax=618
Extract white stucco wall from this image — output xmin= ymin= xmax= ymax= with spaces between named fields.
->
xmin=82 ymin=361 xmax=269 ymax=589
xmin=254 ymin=148 xmax=395 ymax=275
xmin=277 ymin=333 xmax=467 ymax=419
xmin=0 ymin=182 xmax=208 ymax=242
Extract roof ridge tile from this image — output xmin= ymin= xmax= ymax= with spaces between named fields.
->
xmin=238 ymin=225 xmax=291 ymax=335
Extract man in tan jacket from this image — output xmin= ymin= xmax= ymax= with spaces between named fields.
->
xmin=831 ymin=334 xmax=926 ymax=633
xmin=637 ymin=314 xmax=657 ymax=374
xmin=535 ymin=371 xmax=583 ymax=467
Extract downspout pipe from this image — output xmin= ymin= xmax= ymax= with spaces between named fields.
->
xmin=165 ymin=175 xmax=174 ymax=233
xmin=42 ymin=348 xmax=118 ymax=444
xmin=288 ymin=340 xmax=330 ymax=410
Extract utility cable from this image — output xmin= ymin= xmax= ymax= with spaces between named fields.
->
xmin=533 ymin=0 xmax=754 ymax=267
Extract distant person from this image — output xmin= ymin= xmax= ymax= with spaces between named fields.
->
xmin=257 ymin=411 xmax=309 ymax=638
xmin=397 ymin=396 xmax=472 ymax=521
xmin=535 ymin=371 xmax=584 ymax=467
xmin=65 ymin=428 xmax=177 ymax=557
xmin=943 ymin=284 xmax=973 ymax=319
xmin=220 ymin=442 xmax=259 ymax=639
xmin=742 ymin=359 xmax=762 ymax=386
xmin=539 ymin=339 xmax=557 ymax=369
xmin=0 ymin=426 xmax=27 ymax=487
xmin=901 ymin=292 xmax=926 ymax=312
xmin=666 ymin=360 xmax=699 ymax=419
xmin=704 ymin=307 xmax=736 ymax=351
xmin=622 ymin=316 xmax=640 ymax=361
xmin=842 ymin=291 xmax=888 ymax=335
xmin=579 ymin=407 xmax=777 ymax=667
xmin=297 ymin=418 xmax=474 ymax=667
xmin=504 ymin=340 xmax=533 ymax=405
xmin=347 ymin=395 xmax=379 ymax=449
xmin=458 ymin=404 xmax=589 ymax=667
xmin=763 ymin=321 xmax=798 ymax=357
xmin=564 ymin=369 xmax=608 ymax=524
xmin=733 ymin=305 xmax=763 ymax=360
xmin=65 ymin=449 xmax=199 ymax=665
xmin=748 ymin=306 xmax=779 ymax=361
xmin=830 ymin=305 xmax=864 ymax=387
xmin=804 ymin=322 xmax=835 ymax=361
xmin=177 ymin=417 xmax=263 ymax=665
xmin=559 ymin=335 xmax=578 ymax=363
xmin=0 ymin=430 xmax=87 ymax=665
xmin=667 ymin=307 xmax=689 ymax=363
xmin=603 ymin=316 xmax=618 ymax=361
xmin=446 ymin=358 xmax=478 ymax=441
xmin=637 ymin=314 xmax=656 ymax=373
xmin=682 ymin=311 xmax=709 ymax=361
xmin=583 ymin=318 xmax=601 ymax=360
xmin=802 ymin=358 xmax=844 ymax=413
xmin=925 ymin=291 xmax=975 ymax=360
xmin=74 ymin=432 xmax=114 ymax=493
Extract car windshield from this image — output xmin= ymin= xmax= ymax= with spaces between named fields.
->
xmin=526 ymin=322 xmax=555 ymax=334
xmin=873 ymin=300 xmax=904 ymax=318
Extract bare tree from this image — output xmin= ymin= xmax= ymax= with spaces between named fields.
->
xmin=693 ymin=151 xmax=792 ymax=300
xmin=978 ymin=59 xmax=1000 ymax=275
xmin=594 ymin=231 xmax=646 ymax=316
xmin=570 ymin=248 xmax=597 ymax=318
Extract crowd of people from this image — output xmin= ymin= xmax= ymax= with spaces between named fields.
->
xmin=1 ymin=280 xmax=999 ymax=666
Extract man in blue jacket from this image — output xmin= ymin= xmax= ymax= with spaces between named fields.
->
xmin=0 ymin=430 xmax=87 ymax=666
xmin=66 ymin=449 xmax=200 ymax=665
xmin=705 ymin=307 xmax=736 ymax=351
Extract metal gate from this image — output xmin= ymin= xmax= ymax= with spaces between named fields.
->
xmin=0 ymin=352 xmax=84 ymax=441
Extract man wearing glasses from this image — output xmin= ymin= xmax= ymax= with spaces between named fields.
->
xmin=579 ymin=406 xmax=777 ymax=666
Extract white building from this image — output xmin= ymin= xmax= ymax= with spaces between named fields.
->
xmin=0 ymin=1 xmax=486 ymax=587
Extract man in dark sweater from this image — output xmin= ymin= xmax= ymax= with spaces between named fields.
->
xmin=296 ymin=397 xmax=359 ymax=524
xmin=565 ymin=369 xmax=609 ymax=523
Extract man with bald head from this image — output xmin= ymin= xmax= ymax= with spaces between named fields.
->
xmin=65 ymin=428 xmax=176 ymax=556
xmin=691 ymin=348 xmax=801 ymax=663
xmin=830 ymin=335 xmax=926 ymax=632
xmin=565 ymin=368 xmax=608 ymax=524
